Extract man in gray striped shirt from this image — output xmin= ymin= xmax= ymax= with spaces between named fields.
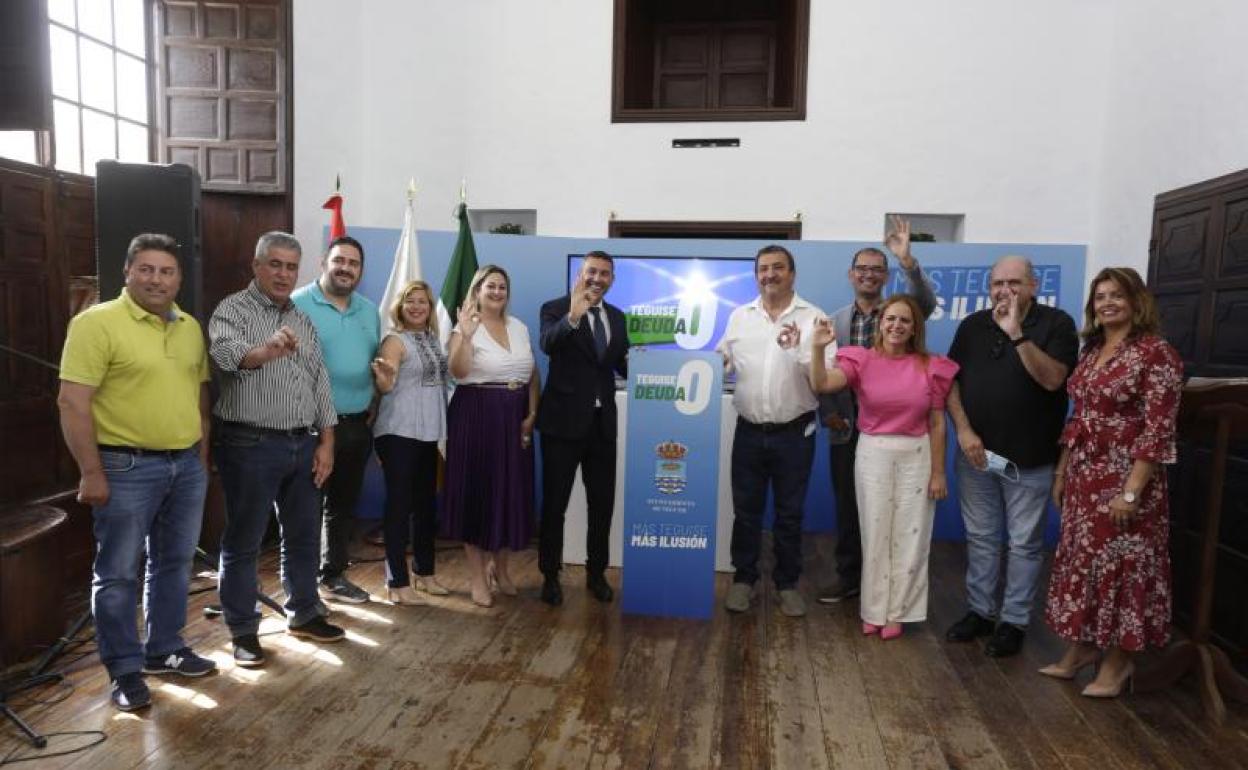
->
xmin=209 ymin=231 xmax=345 ymax=667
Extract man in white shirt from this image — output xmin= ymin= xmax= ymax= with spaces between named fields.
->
xmin=716 ymin=245 xmax=831 ymax=617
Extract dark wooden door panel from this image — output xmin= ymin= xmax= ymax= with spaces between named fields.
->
xmin=1155 ymin=206 xmax=1210 ymax=284
xmin=58 ymin=176 xmax=96 ymax=278
xmin=654 ymin=21 xmax=775 ymax=110
xmin=721 ymin=28 xmax=772 ymax=68
xmin=1156 ymin=291 xmax=1201 ymax=364
xmin=1150 ymin=168 xmax=1248 ymax=658
xmin=1219 ymin=196 xmax=1248 ymax=279
xmin=0 ymin=274 xmax=54 ymax=397
xmin=154 ymin=0 xmax=287 ymax=193
xmin=720 ymin=72 xmax=769 ymax=107
xmin=659 ymin=75 xmax=709 ymax=109
xmin=199 ymin=190 xmax=288 ymax=316
xmin=1209 ymin=289 xmax=1248 ymax=371
xmin=658 ymin=26 xmax=710 ymax=68
xmin=0 ymin=160 xmax=78 ymax=503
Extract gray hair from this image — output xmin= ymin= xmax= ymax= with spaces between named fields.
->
xmin=254 ymin=231 xmax=302 ymax=261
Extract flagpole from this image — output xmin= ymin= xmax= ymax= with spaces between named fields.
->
xmin=378 ymin=179 xmax=425 ymax=334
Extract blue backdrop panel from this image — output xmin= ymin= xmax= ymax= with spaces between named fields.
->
xmin=332 ymin=226 xmax=1085 ymax=544
xmin=621 ymin=350 xmax=722 ymax=619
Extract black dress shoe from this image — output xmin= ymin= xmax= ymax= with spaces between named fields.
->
xmin=985 ymin=622 xmax=1026 ymax=658
xmin=232 ymin=634 xmax=266 ymax=668
xmin=587 ymin=574 xmax=614 ymax=603
xmin=541 ymin=576 xmax=563 ymax=606
xmin=946 ymin=611 xmax=995 ymax=642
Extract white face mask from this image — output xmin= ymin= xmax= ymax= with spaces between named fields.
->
xmin=983 ymin=450 xmax=1021 ymax=482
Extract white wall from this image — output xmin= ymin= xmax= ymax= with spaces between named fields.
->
xmin=1089 ymin=0 xmax=1248 ymax=277
xmin=292 ymin=0 xmax=1248 ymax=286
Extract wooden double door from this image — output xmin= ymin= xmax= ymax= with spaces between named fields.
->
xmin=1149 ymin=168 xmax=1248 ymax=660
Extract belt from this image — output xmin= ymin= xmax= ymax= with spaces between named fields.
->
xmin=337 ymin=411 xmax=370 ymax=422
xmin=98 ymin=444 xmax=198 ymax=457
xmin=470 ymin=381 xmax=526 ymax=390
xmin=739 ymin=411 xmax=816 ymax=434
xmin=218 ymin=422 xmax=316 ymax=437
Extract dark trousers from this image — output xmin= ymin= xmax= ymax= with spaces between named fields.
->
xmin=729 ymin=417 xmax=815 ymax=590
xmin=320 ymin=416 xmax=372 ymax=579
xmin=374 ymin=434 xmax=439 ymax=587
xmin=214 ymin=425 xmax=321 ymax=636
xmin=830 ymin=429 xmax=862 ymax=586
xmin=539 ymin=410 xmax=616 ymax=579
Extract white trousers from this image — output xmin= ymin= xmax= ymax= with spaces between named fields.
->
xmin=854 ymin=433 xmax=935 ymax=625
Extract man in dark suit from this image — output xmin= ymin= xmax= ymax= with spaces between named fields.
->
xmin=537 ymin=250 xmax=630 ymax=606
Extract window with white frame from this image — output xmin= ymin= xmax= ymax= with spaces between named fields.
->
xmin=42 ymin=0 xmax=151 ymax=174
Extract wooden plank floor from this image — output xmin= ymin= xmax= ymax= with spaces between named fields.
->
xmin=3 ymin=536 xmax=1247 ymax=769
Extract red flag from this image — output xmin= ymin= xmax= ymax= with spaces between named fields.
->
xmin=322 ymin=192 xmax=346 ymax=242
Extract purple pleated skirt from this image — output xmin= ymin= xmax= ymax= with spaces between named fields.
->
xmin=440 ymin=384 xmax=535 ymax=551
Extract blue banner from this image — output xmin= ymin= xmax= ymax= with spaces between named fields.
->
xmin=622 ymin=349 xmax=722 ymax=619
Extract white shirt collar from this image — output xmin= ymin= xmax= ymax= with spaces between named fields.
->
xmin=747 ymin=293 xmax=808 ymax=318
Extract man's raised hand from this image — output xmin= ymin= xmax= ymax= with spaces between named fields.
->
xmin=569 ymin=275 xmax=592 ymax=324
xmin=885 ymin=214 xmax=916 ymax=270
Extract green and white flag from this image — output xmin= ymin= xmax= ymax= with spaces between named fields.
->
xmin=437 ymin=201 xmax=479 ymax=348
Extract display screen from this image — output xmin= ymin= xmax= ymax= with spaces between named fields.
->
xmin=567 ymin=254 xmax=757 ymax=352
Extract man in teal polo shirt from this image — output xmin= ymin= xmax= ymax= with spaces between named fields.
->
xmin=292 ymin=235 xmax=380 ymax=603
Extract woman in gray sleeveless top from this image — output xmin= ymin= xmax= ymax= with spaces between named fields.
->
xmin=371 ymin=281 xmax=450 ymax=605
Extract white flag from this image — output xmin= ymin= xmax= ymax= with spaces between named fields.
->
xmin=378 ymin=181 xmax=422 ymax=334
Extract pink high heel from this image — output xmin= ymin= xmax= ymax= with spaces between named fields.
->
xmin=880 ymin=623 xmax=903 ymax=640
xmin=862 ymin=622 xmax=880 ymax=636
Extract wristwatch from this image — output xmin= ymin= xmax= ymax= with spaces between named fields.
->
xmin=1122 ymin=490 xmax=1138 ymax=504
xmin=1011 ymin=335 xmax=1030 ymax=347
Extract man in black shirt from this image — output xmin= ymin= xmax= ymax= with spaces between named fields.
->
xmin=945 ymin=255 xmax=1079 ymax=657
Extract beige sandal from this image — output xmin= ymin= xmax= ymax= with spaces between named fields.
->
xmin=414 ymin=576 xmax=450 ymax=596
xmin=386 ymin=585 xmax=425 ymax=606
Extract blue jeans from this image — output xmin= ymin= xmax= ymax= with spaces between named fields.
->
xmin=92 ymin=447 xmax=206 ymax=678
xmin=729 ymin=418 xmax=816 ymax=590
xmin=214 ymin=424 xmax=322 ymax=637
xmin=956 ymin=451 xmax=1053 ymax=626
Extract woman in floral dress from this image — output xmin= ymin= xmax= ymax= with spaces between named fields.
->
xmin=1042 ymin=267 xmax=1183 ymax=697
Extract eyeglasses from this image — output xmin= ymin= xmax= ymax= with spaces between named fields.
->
xmin=852 ymin=265 xmax=888 ymax=275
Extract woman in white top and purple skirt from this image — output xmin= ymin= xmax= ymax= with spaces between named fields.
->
xmin=445 ymin=265 xmax=541 ymax=607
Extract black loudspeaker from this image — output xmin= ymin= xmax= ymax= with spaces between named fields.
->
xmin=95 ymin=160 xmax=202 ymax=319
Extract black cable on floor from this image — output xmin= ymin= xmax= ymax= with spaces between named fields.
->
xmin=0 ymin=731 xmax=107 ymax=765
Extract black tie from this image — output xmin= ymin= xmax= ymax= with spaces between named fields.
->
xmin=589 ymin=306 xmax=608 ymax=361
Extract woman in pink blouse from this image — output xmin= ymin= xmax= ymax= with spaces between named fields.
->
xmin=811 ymin=294 xmax=958 ymax=639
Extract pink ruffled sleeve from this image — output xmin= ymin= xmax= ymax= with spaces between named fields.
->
xmin=834 ymin=346 xmax=869 ymax=390
xmin=927 ymin=355 xmax=959 ymax=409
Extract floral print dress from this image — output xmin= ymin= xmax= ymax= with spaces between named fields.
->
xmin=1044 ymin=334 xmax=1183 ymax=651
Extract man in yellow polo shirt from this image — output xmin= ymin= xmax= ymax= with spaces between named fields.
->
xmin=58 ymin=233 xmax=215 ymax=712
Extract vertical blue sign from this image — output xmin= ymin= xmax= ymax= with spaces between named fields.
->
xmin=622 ymin=349 xmax=722 ymax=619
